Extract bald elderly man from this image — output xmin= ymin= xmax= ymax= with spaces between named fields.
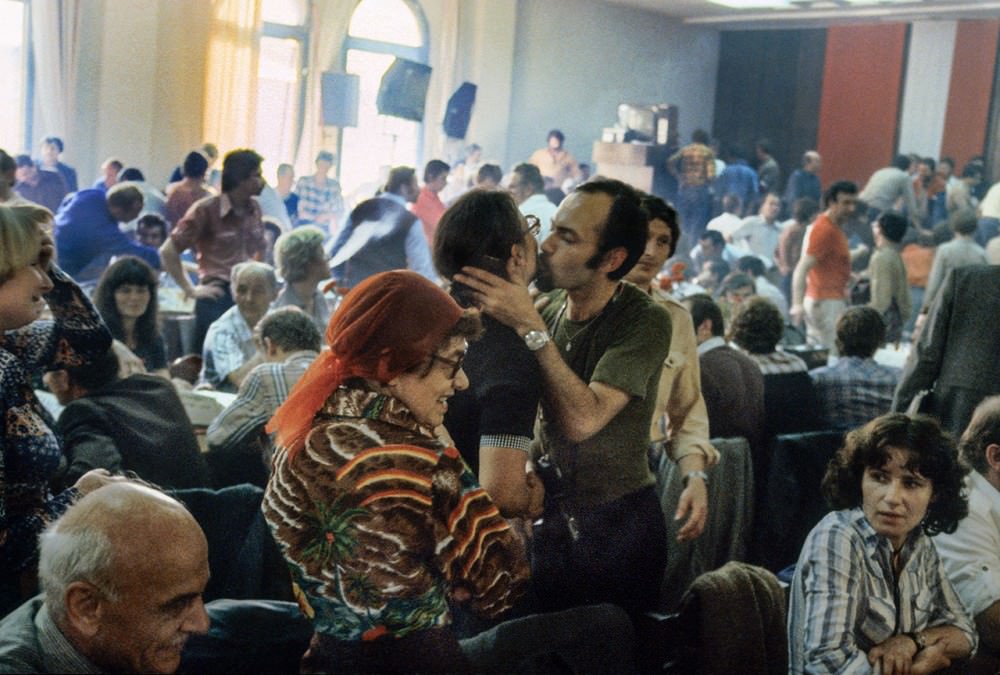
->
xmin=0 ymin=482 xmax=210 ymax=673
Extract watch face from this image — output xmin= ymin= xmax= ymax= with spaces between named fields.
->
xmin=524 ymin=330 xmax=549 ymax=351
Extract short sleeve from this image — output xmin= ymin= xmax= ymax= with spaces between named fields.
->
xmin=591 ymin=301 xmax=671 ymax=399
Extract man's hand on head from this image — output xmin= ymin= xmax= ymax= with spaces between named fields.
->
xmin=453 ymin=266 xmax=547 ymax=337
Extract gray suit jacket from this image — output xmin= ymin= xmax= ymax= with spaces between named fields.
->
xmin=893 ymin=265 xmax=1000 ymax=435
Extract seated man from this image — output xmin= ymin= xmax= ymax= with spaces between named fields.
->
xmin=683 ymin=293 xmax=765 ymax=453
xmin=206 ymin=307 xmax=320 ymax=481
xmin=53 ymin=183 xmax=160 ymax=281
xmin=810 ymin=306 xmax=899 ymax=430
xmin=0 ymin=482 xmax=210 ymax=674
xmin=200 ymin=261 xmax=278 ymax=393
xmin=731 ymin=296 xmax=820 ymax=439
xmin=13 ymin=154 xmax=67 ymax=213
xmin=737 ymin=255 xmax=788 ymax=318
xmin=935 ymin=396 xmax=1000 ymax=663
xmin=44 ymin=346 xmax=209 ymax=490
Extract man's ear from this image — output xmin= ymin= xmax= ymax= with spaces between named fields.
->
xmin=46 ymin=369 xmax=70 ymax=395
xmin=986 ymin=443 xmax=1000 ymax=473
xmin=599 ymin=247 xmax=628 ymax=276
xmin=63 ymin=581 xmax=105 ymax=638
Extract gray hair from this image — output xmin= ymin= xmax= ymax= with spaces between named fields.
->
xmin=274 ymin=226 xmax=326 ymax=283
xmin=259 ymin=306 xmax=322 ymax=352
xmin=231 ymin=260 xmax=278 ymax=290
xmin=38 ymin=525 xmax=118 ymax=622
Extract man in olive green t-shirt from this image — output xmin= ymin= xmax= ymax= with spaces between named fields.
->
xmin=455 ymin=179 xmax=698 ymax=616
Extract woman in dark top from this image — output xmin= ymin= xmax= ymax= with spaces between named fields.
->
xmin=94 ymin=256 xmax=169 ymax=376
xmin=0 ymin=204 xmax=119 ymax=613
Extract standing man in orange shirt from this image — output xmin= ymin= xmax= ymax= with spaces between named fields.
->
xmin=790 ymin=181 xmax=858 ymax=352
xmin=412 ymin=159 xmax=449 ymax=244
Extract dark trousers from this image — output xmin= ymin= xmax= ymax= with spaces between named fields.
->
xmin=531 ymin=485 xmax=668 ymax=617
xmin=192 ymin=283 xmax=234 ymax=355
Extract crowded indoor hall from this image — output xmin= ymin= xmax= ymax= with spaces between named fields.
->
xmin=2 ymin=0 xmax=1000 ymax=672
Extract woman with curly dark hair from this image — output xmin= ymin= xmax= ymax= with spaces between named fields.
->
xmin=94 ymin=256 xmax=168 ymax=377
xmin=789 ymin=413 xmax=976 ymax=674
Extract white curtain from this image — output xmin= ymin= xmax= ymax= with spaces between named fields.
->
xmin=203 ymin=0 xmax=262 ymax=154
xmin=422 ymin=0 xmax=462 ymax=165
xmin=292 ymin=0 xmax=359 ymax=176
xmin=30 ymin=0 xmax=81 ymax=142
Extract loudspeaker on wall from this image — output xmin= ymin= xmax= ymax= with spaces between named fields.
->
xmin=443 ymin=82 xmax=477 ymax=139
xmin=376 ymin=58 xmax=432 ymax=122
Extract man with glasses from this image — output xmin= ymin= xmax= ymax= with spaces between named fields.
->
xmin=455 ymin=179 xmax=674 ymax=617
xmin=433 ymin=190 xmax=546 ymax=520
xmin=509 ymin=163 xmax=558 ymax=241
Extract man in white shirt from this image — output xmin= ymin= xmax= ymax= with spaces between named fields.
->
xmin=935 ymin=395 xmax=1000 ymax=660
xmin=730 ymin=192 xmax=783 ymax=268
xmin=509 ymin=163 xmax=558 ymax=241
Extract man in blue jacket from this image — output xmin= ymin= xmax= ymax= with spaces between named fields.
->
xmin=54 ymin=183 xmax=160 ymax=282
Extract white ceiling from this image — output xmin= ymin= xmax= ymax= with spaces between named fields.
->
xmin=605 ymin=0 xmax=1000 ymax=29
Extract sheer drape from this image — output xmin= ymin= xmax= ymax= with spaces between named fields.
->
xmin=292 ymin=1 xmax=358 ymax=176
xmin=203 ymin=0 xmax=262 ymax=153
xmin=423 ymin=0 xmax=461 ymax=165
xmin=31 ymin=0 xmax=81 ymax=141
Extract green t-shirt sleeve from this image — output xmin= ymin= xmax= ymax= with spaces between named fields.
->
xmin=590 ymin=299 xmax=671 ymax=399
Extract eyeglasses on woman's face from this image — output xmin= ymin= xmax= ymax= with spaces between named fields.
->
xmin=429 ymin=350 xmax=466 ymax=380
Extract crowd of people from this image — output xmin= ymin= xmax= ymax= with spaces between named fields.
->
xmin=0 ymin=127 xmax=999 ymax=674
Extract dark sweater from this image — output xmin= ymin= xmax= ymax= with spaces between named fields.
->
xmin=56 ymin=374 xmax=210 ymax=489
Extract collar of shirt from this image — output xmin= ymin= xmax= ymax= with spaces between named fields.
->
xmin=382 ymin=192 xmax=407 ymax=208
xmin=850 ymin=507 xmax=921 ymax=571
xmin=37 ymin=603 xmax=104 ymax=673
xmin=283 ymin=349 xmax=320 ymax=365
xmin=219 ymin=192 xmax=235 ymax=219
xmin=697 ymin=336 xmax=727 ymax=355
xmin=326 ymin=386 xmax=435 ymax=438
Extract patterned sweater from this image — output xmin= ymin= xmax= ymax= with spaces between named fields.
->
xmin=263 ymin=387 xmax=529 ymax=642
xmin=1 ymin=267 xmax=111 ymax=574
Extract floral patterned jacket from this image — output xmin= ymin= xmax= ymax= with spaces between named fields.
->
xmin=1 ymin=267 xmax=111 ymax=573
xmin=263 ymin=386 xmax=529 ymax=642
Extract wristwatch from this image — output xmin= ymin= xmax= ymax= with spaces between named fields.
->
xmin=523 ymin=329 xmax=551 ymax=351
xmin=904 ymin=631 xmax=926 ymax=652
xmin=682 ymin=470 xmax=709 ymax=487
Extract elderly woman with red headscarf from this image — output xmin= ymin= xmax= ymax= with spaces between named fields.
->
xmin=262 ymin=270 xmax=531 ymax=672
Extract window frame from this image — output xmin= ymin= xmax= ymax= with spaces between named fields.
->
xmin=339 ymin=0 xmax=430 ymax=179
xmin=258 ymin=1 xmax=310 ymax=167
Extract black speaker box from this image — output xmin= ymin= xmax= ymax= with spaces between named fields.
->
xmin=376 ymin=58 xmax=432 ymax=122
xmin=443 ymin=82 xmax=477 ymax=139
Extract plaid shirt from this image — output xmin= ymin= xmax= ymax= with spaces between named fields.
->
xmin=199 ymin=305 xmax=255 ymax=391
xmin=295 ymin=176 xmax=345 ymax=226
xmin=669 ymin=143 xmax=716 ymax=188
xmin=206 ymin=350 xmax=318 ymax=455
xmin=810 ymin=356 xmax=899 ymax=430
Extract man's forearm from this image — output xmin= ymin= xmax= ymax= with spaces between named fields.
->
xmin=225 ymin=353 xmax=264 ymax=390
xmin=160 ymin=241 xmax=195 ymax=295
xmin=534 ymin=341 xmax=626 ymax=443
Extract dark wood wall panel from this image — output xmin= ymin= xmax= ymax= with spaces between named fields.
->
xmin=712 ymin=29 xmax=826 ymax=196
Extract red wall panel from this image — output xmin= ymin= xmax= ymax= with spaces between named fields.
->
xmin=940 ymin=19 xmax=1000 ymax=168
xmin=816 ymin=24 xmax=908 ymax=187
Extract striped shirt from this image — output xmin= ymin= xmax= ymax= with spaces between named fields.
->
xmin=263 ymin=387 xmax=529 ymax=642
xmin=206 ymin=350 xmax=318 ymax=456
xmin=789 ymin=508 xmax=976 ymax=674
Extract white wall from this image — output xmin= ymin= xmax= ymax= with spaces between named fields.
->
xmin=59 ymin=0 xmax=718 ymax=190
xmin=506 ymin=0 xmax=720 ymax=170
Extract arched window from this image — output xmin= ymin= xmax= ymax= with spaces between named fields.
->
xmin=255 ymin=0 xmax=309 ymax=179
xmin=340 ymin=0 xmax=429 ymax=201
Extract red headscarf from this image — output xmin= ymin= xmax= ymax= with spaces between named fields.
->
xmin=267 ymin=270 xmax=463 ymax=457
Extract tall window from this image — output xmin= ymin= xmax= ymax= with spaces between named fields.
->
xmin=0 ymin=0 xmax=28 ymax=152
xmin=340 ymin=0 xmax=428 ymax=200
xmin=255 ymin=0 xmax=309 ymax=179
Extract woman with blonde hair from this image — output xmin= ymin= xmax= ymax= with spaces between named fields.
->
xmin=0 ymin=204 xmax=120 ymax=614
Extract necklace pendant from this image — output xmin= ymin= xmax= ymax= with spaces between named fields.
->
xmin=565 ymin=340 xmax=572 ymax=351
